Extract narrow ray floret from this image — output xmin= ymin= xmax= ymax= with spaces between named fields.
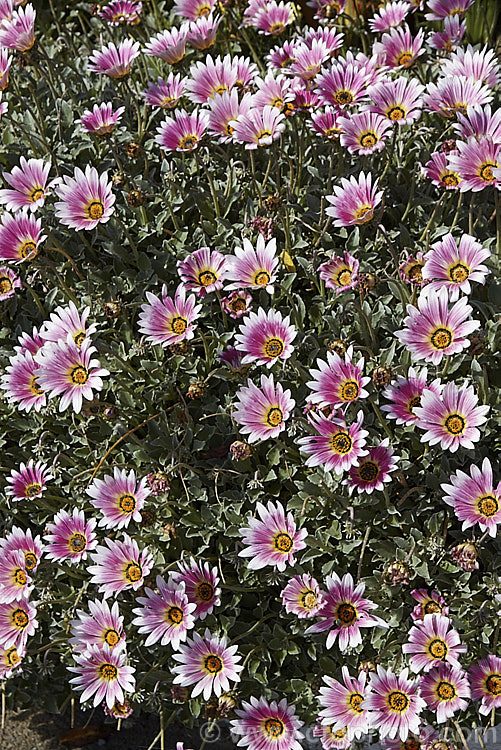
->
xmin=54 ymin=166 xmax=115 ymax=231
xmin=280 ymin=574 xmax=325 ymax=619
xmin=318 ymin=251 xmax=359 ymax=293
xmin=177 ymin=246 xmax=227 ymax=297
xmin=69 ymin=599 xmax=125 ymax=652
xmin=233 ymin=374 xmax=295 ymax=443
xmin=88 ymin=39 xmax=140 ymax=78
xmin=87 ymin=468 xmax=149 ymax=530
xmin=6 ymin=459 xmax=52 ymax=502
xmin=234 ymin=307 xmax=297 ymax=368
xmin=441 ymin=457 xmax=501 ymax=537
xmin=305 ymin=572 xmax=388 ymax=650
xmin=381 ymin=367 xmax=442 ymax=426
xmin=171 ymin=558 xmax=221 ymax=620
xmin=87 ymin=534 xmax=154 ymax=598
xmin=68 ymin=644 xmax=136 ymax=709
xmin=318 ymin=667 xmax=371 ymax=739
xmin=394 ymin=287 xmax=480 ymax=365
xmin=419 ymin=664 xmax=470 ymax=722
xmin=77 ymin=103 xmax=125 ymax=136
xmin=0 ymin=551 xmax=32 ymax=604
xmin=155 ymin=108 xmax=209 ymax=152
xmin=230 ymin=696 xmax=304 ymax=750
xmin=238 ymin=500 xmax=307 ymax=571
xmin=225 ymin=235 xmax=279 ymax=293
xmin=326 ymin=172 xmax=383 ymax=227
xmin=414 ymin=382 xmax=489 ymax=452
xmin=0 ymin=211 xmax=46 ymax=262
xmin=138 ymin=284 xmax=202 ymax=347
xmin=363 ymin=667 xmax=425 ymax=741
xmin=132 ymin=575 xmax=196 ymax=648
xmin=469 ymin=655 xmax=501 ymax=714
xmin=0 ymin=47 xmax=11 ymax=90
xmin=410 ymin=589 xmax=449 ymax=622
xmin=172 ymin=629 xmax=243 ymax=699
xmin=402 ymin=614 xmax=467 ymax=673
xmin=298 ymin=410 xmax=369 ymax=473
xmin=0 ymin=599 xmax=38 ymax=648
xmin=0 ymin=157 xmax=58 ymax=212
xmin=343 ymin=439 xmax=399 ymax=495
xmin=307 ymin=346 xmax=370 ymax=409
xmin=44 ymin=508 xmax=98 ymax=563
xmin=422 ymin=233 xmax=490 ymax=300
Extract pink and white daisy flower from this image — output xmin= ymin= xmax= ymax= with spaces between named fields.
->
xmin=0 ymin=527 xmax=43 ymax=574
xmin=422 ymin=233 xmax=490 ymax=301
xmin=318 ymin=252 xmax=359 ymax=293
xmin=326 ymin=171 xmax=383 ymax=227
xmin=104 ymin=698 xmax=134 ymax=719
xmin=424 ymin=77 xmax=492 ymax=121
xmin=287 ymin=39 xmax=329 ymax=80
xmin=441 ymin=45 xmax=500 ymax=88
xmin=395 ymin=288 xmax=480 ymax=365
xmin=313 ymin=724 xmax=351 ymax=749
xmin=0 ymin=46 xmax=11 ymax=90
xmin=14 ymin=327 xmax=44 ymax=356
xmin=144 ymin=27 xmax=187 ymax=64
xmin=343 ymin=439 xmax=399 ymax=495
xmin=315 ymin=62 xmax=371 ymax=109
xmin=252 ymin=1 xmax=294 ymax=35
xmin=0 ymin=551 xmax=31 ymax=604
xmin=233 ymin=374 xmax=295 ymax=443
xmin=171 ymin=558 xmax=221 ymax=620
xmin=0 ymin=4 xmax=35 ymax=51
xmin=368 ymin=77 xmax=424 ymax=125
xmin=1 ymin=352 xmax=45 ymax=412
xmin=423 ymin=151 xmax=462 ymax=190
xmin=381 ymin=368 xmax=442 ymax=426
xmin=399 ymin=252 xmax=426 ymax=285
xmin=425 ymin=0 xmax=473 ymax=21
xmin=87 ymin=468 xmax=150 ymax=529
xmin=132 ymin=575 xmax=196 ymax=648
xmin=428 ymin=14 xmax=465 ymax=51
xmin=0 ymin=599 xmax=37 ymax=648
xmin=54 ymin=166 xmax=115 ymax=230
xmin=6 ymin=459 xmax=51 ymax=502
xmin=185 ymin=14 xmax=221 ymax=50
xmin=306 ymin=573 xmax=388 ymax=650
xmin=173 ymin=0 xmax=215 ymax=20
xmin=35 ymin=336 xmax=109 ymax=414
xmin=138 ymin=284 xmax=202 ymax=348
xmin=208 ymin=90 xmax=253 ymax=142
xmin=234 ymin=307 xmax=296 ymax=368
xmin=87 ymin=534 xmax=154 ymax=599
xmin=369 ymin=1 xmax=410 ymax=32
xmin=177 ymin=246 xmax=227 ymax=297
xmin=41 ymin=301 xmax=97 ymax=347
xmin=0 ymin=265 xmax=20 ymax=299
xmin=0 ymin=157 xmax=58 ymax=212
xmin=454 ymin=104 xmax=501 ymax=143
xmin=441 ymin=457 xmax=501 ymax=537
xmin=77 ymin=103 xmax=125 ymax=136
xmin=186 ymin=54 xmax=238 ymax=104
xmin=339 ymin=111 xmax=392 ymax=155
xmin=143 ymin=74 xmax=186 ymax=109
xmin=230 ymin=105 xmax=286 ymax=149
xmin=233 ymin=54 xmax=258 ymax=87
xmin=469 ymin=655 xmax=501 ymax=714
xmin=372 ymin=26 xmax=425 ymax=69
xmin=309 ymin=107 xmax=343 ymax=140
xmin=239 ymin=500 xmax=307 ymax=571
xmin=88 ymin=39 xmax=140 ymax=79
xmin=0 ymin=1 xmax=14 ymax=25
xmin=221 ymin=290 xmax=253 ymax=319
xmin=155 ymin=108 xmax=209 ymax=152
xmin=253 ymin=71 xmax=294 ymax=109
xmin=172 ymin=629 xmax=243 ymax=699
xmin=306 ymin=346 xmax=370 ymax=409
xmin=218 ymin=346 xmax=250 ymax=374
xmin=280 ymin=574 xmax=324 ymax=619
xmin=448 ymin=136 xmax=501 ymax=192
xmin=226 ymin=236 xmax=278 ymax=293
xmin=68 ymin=644 xmax=135 ymax=709
xmin=44 ymin=508 xmax=98 ymax=563
xmin=268 ymin=40 xmax=299 ymax=71
xmin=304 ymin=27 xmax=344 ymax=57
xmin=402 ymin=614 xmax=467 ymax=673
xmin=99 ymin=0 xmax=142 ymax=24
xmin=69 ymin=599 xmax=125 ymax=652
xmin=420 ymin=664 xmax=470 ymax=722
xmin=0 ymin=211 xmax=46 ymax=262
xmin=298 ymin=410 xmax=369 ymax=473
xmin=410 ymin=589 xmax=448 ymax=622
xmin=414 ymin=381 xmax=489 ymax=452
xmin=318 ymin=667 xmax=371 ymax=739
xmin=0 ymin=643 xmax=25 ymax=680
xmin=231 ymin=695 xmax=303 ymax=750
xmin=364 ymin=667 xmax=425 ymax=741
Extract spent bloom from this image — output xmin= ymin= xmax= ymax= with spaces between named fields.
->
xmin=280 ymin=574 xmax=325 ymax=619
xmin=6 ymin=459 xmax=51 ymax=502
xmin=238 ymin=500 xmax=307 ymax=572
xmin=0 ymin=157 xmax=58 ymax=212
xmin=138 ymin=284 xmax=202 ymax=348
xmin=233 ymin=374 xmax=295 ymax=443
xmin=234 ymin=307 xmax=297 ymax=368
xmin=68 ymin=644 xmax=135 ymax=709
xmin=132 ymin=575 xmax=196 ymax=649
xmin=54 ymin=166 xmax=115 ymax=231
xmin=441 ymin=457 xmax=501 ymax=537
xmin=172 ymin=629 xmax=243 ymax=700
xmin=88 ymin=39 xmax=140 ymax=78
xmin=230 ymin=696 xmax=304 ymax=750
xmin=326 ymin=172 xmax=383 ymax=227
xmin=44 ymin=508 xmax=98 ymax=563
xmin=87 ymin=468 xmax=150 ymax=529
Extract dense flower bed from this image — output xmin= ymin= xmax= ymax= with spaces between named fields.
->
xmin=0 ymin=0 xmax=500 ymax=748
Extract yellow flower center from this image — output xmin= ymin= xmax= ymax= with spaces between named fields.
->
xmin=423 ymin=600 xmax=442 ymax=615
xmin=11 ymin=609 xmax=29 ymax=629
xmin=170 ymin=316 xmax=187 ymax=335
xmin=24 ymin=553 xmax=38 ymax=571
xmin=334 ymin=89 xmax=353 ymax=105
xmin=359 ymin=132 xmax=378 ymax=149
xmin=265 ymin=406 xmax=283 ymax=427
xmin=340 ymin=380 xmax=359 ymax=401
xmin=357 ymin=460 xmax=380 ymax=483
xmin=407 ymin=395 xmax=421 ymax=414
xmin=349 ymin=693 xmax=364 ymax=713
xmin=87 ymin=201 xmax=105 ymax=220
xmin=257 ymin=129 xmax=273 ymax=141
xmin=354 ymin=204 xmax=374 ymax=223
xmin=196 ymin=3 xmax=211 ymax=15
xmin=387 ymin=690 xmax=410 ymax=712
xmin=396 ymin=52 xmax=413 ymax=67
xmin=73 ymin=330 xmax=86 ymax=346
xmin=179 ymin=134 xmax=198 ymax=150
xmin=428 ymin=638 xmax=448 ymax=660
xmin=20 ymin=240 xmax=37 ymax=259
xmin=104 ymin=629 xmax=120 ymax=646
xmin=68 ymin=532 xmax=87 ymax=553
xmin=264 ymin=718 xmax=285 ymax=738
xmin=269 ymin=22 xmax=285 ymax=33
xmin=436 ymin=680 xmax=456 ymax=701
xmin=271 ymin=96 xmax=284 ymax=108
xmin=254 ymin=270 xmax=271 ymax=286
xmin=118 ymin=494 xmax=136 ymax=513
xmin=263 ymin=337 xmax=284 ymax=358
xmin=486 ymin=674 xmax=501 ymax=695
xmin=387 ymin=105 xmax=406 ymax=120
xmin=476 ymin=494 xmax=499 ymax=518
xmin=25 ymin=482 xmax=41 ymax=498
xmin=448 ymin=263 xmax=469 ymax=283
xmin=442 ymin=172 xmax=460 ymax=187
xmin=30 ymin=187 xmax=44 ymax=202
xmin=430 ymin=327 xmax=452 ymax=350
xmin=13 ymin=569 xmax=27 ymax=587
xmin=407 ymin=264 xmax=423 ymax=283
xmin=479 ymin=162 xmax=497 ymax=182
xmin=336 ymin=268 xmax=352 ymax=286
xmin=0 ymin=276 xmax=13 ymax=294
xmin=6 ymin=647 xmax=20 ymax=666
xmin=301 ymin=590 xmax=318 ymax=609
xmin=198 ymin=270 xmax=217 ymax=287
xmin=274 ymin=532 xmax=293 ymax=552
xmin=166 ymin=606 xmax=184 ymax=625
xmin=204 ymin=654 xmax=223 ymax=673
xmin=70 ymin=365 xmax=89 ymax=385
xmin=330 ymin=431 xmax=353 ymax=455
xmin=444 ymin=413 xmax=465 ymax=435
xmin=230 ymin=297 xmax=247 ymax=313
xmin=124 ymin=562 xmax=142 ymax=582
xmin=99 ymin=663 xmax=118 ymax=681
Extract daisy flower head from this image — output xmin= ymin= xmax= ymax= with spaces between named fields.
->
xmin=280 ymin=574 xmax=324 ymax=619
xmin=315 ymin=62 xmax=371 ymax=109
xmin=306 ymin=346 xmax=370 ymax=409
xmin=226 ymin=235 xmax=278 ymax=293
xmin=318 ymin=251 xmax=359 ymax=293
xmin=54 ymin=166 xmax=115 ymax=231
xmin=99 ymin=0 xmax=143 ymax=25
xmin=0 ymin=3 xmax=35 ymax=51
xmin=233 ymin=374 xmax=295 ymax=443
xmin=424 ymin=77 xmax=493 ymax=121
xmin=155 ymin=108 xmax=209 ymax=152
xmin=143 ymin=74 xmax=186 ymax=109
xmin=402 ymin=614 xmax=467 ymax=673
xmin=14 ymin=326 xmax=44 ymax=356
xmin=238 ymin=500 xmax=307 ymax=572
xmin=230 ymin=695 xmax=304 ymax=750
xmin=422 ymin=233 xmax=490 ymax=300
xmin=87 ymin=534 xmax=154 ymax=598
xmin=286 ymin=39 xmax=329 ymax=80
xmin=372 ymin=25 xmax=425 ymax=69
xmin=6 ymin=459 xmax=51 ymax=502
xmin=318 ymin=667 xmax=371 ymax=739
xmin=218 ymin=346 xmax=250 ymax=374
xmin=138 ymin=284 xmax=202 ymax=348
xmin=326 ymin=171 xmax=383 ymax=227
xmin=88 ymin=39 xmax=140 ymax=78
xmin=309 ymin=107 xmax=343 ymax=140
xmin=365 ymin=667 xmax=425 ymax=741
xmin=420 ymin=664 xmax=470 ymax=722
xmin=44 ymin=508 xmax=98 ymax=563
xmin=410 ymin=589 xmax=449 ymax=622
xmin=0 ymin=265 xmax=20 ymax=299
xmin=77 ymin=103 xmax=125 ymax=136
xmin=0 ymin=599 xmax=38 ymax=648
xmin=87 ymin=468 xmax=150 ymax=529
xmin=69 ymin=599 xmax=125 ymax=652
xmin=221 ymin=290 xmax=253 ymax=319
xmin=441 ymin=45 xmax=500 ymax=88
xmin=428 ymin=14 xmax=465 ymax=51
xmin=0 ymin=157 xmax=58 ymax=213
xmin=425 ymin=0 xmax=473 ymax=21
xmin=0 ymin=642 xmax=25 ymax=680
xmin=144 ymin=27 xmax=187 ymax=64
xmin=313 ymin=724 xmax=351 ymax=750
xmin=208 ymin=90 xmax=254 ymax=143
xmin=252 ymin=0 xmax=294 ymax=35
xmin=343 ymin=439 xmax=399 ymax=495
xmin=298 ymin=409 xmax=369 ymax=474
xmin=381 ymin=367 xmax=442 ymax=426
xmin=0 ymin=527 xmax=43 ymax=575
xmin=305 ymin=26 xmax=344 ymax=56
xmin=414 ymin=381 xmax=489 ymax=452
xmin=185 ymin=53 xmax=238 ymax=105
xmin=368 ymin=77 xmax=425 ymax=125
xmin=253 ymin=71 xmax=293 ymax=109
xmin=104 ymin=699 xmax=133 ymax=719
xmin=454 ymin=104 xmax=501 ymax=144
xmin=399 ymin=252 xmax=426 ymax=286
xmin=441 ymin=457 xmax=501 ymax=537
xmin=395 ymin=287 xmax=480 ymax=364
xmin=0 ymin=210 xmax=46 ymax=262
xmin=369 ymin=1 xmax=410 ymax=32
xmin=469 ymin=655 xmax=501 ymax=714
xmin=422 ymin=151 xmax=462 ymax=190
xmin=0 ymin=550 xmax=32 ymax=604
xmin=132 ymin=575 xmax=196 ymax=649
xmin=185 ymin=13 xmax=221 ymax=50
xmin=448 ymin=136 xmax=501 ymax=192
xmin=68 ymin=643 xmax=135 ymax=709
xmin=177 ymin=246 xmax=227 ymax=297
xmin=173 ymin=0 xmax=215 ymax=20
xmin=172 ymin=558 xmax=221 ymax=620
xmin=230 ymin=104 xmax=286 ymax=149
xmin=339 ymin=111 xmax=392 ymax=155
xmin=172 ymin=629 xmax=243 ymax=699
xmin=234 ymin=307 xmax=296 ymax=368
xmin=35 ymin=336 xmax=109 ymax=414
xmin=268 ymin=40 xmax=299 ymax=71
xmin=41 ymin=301 xmax=97 ymax=347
